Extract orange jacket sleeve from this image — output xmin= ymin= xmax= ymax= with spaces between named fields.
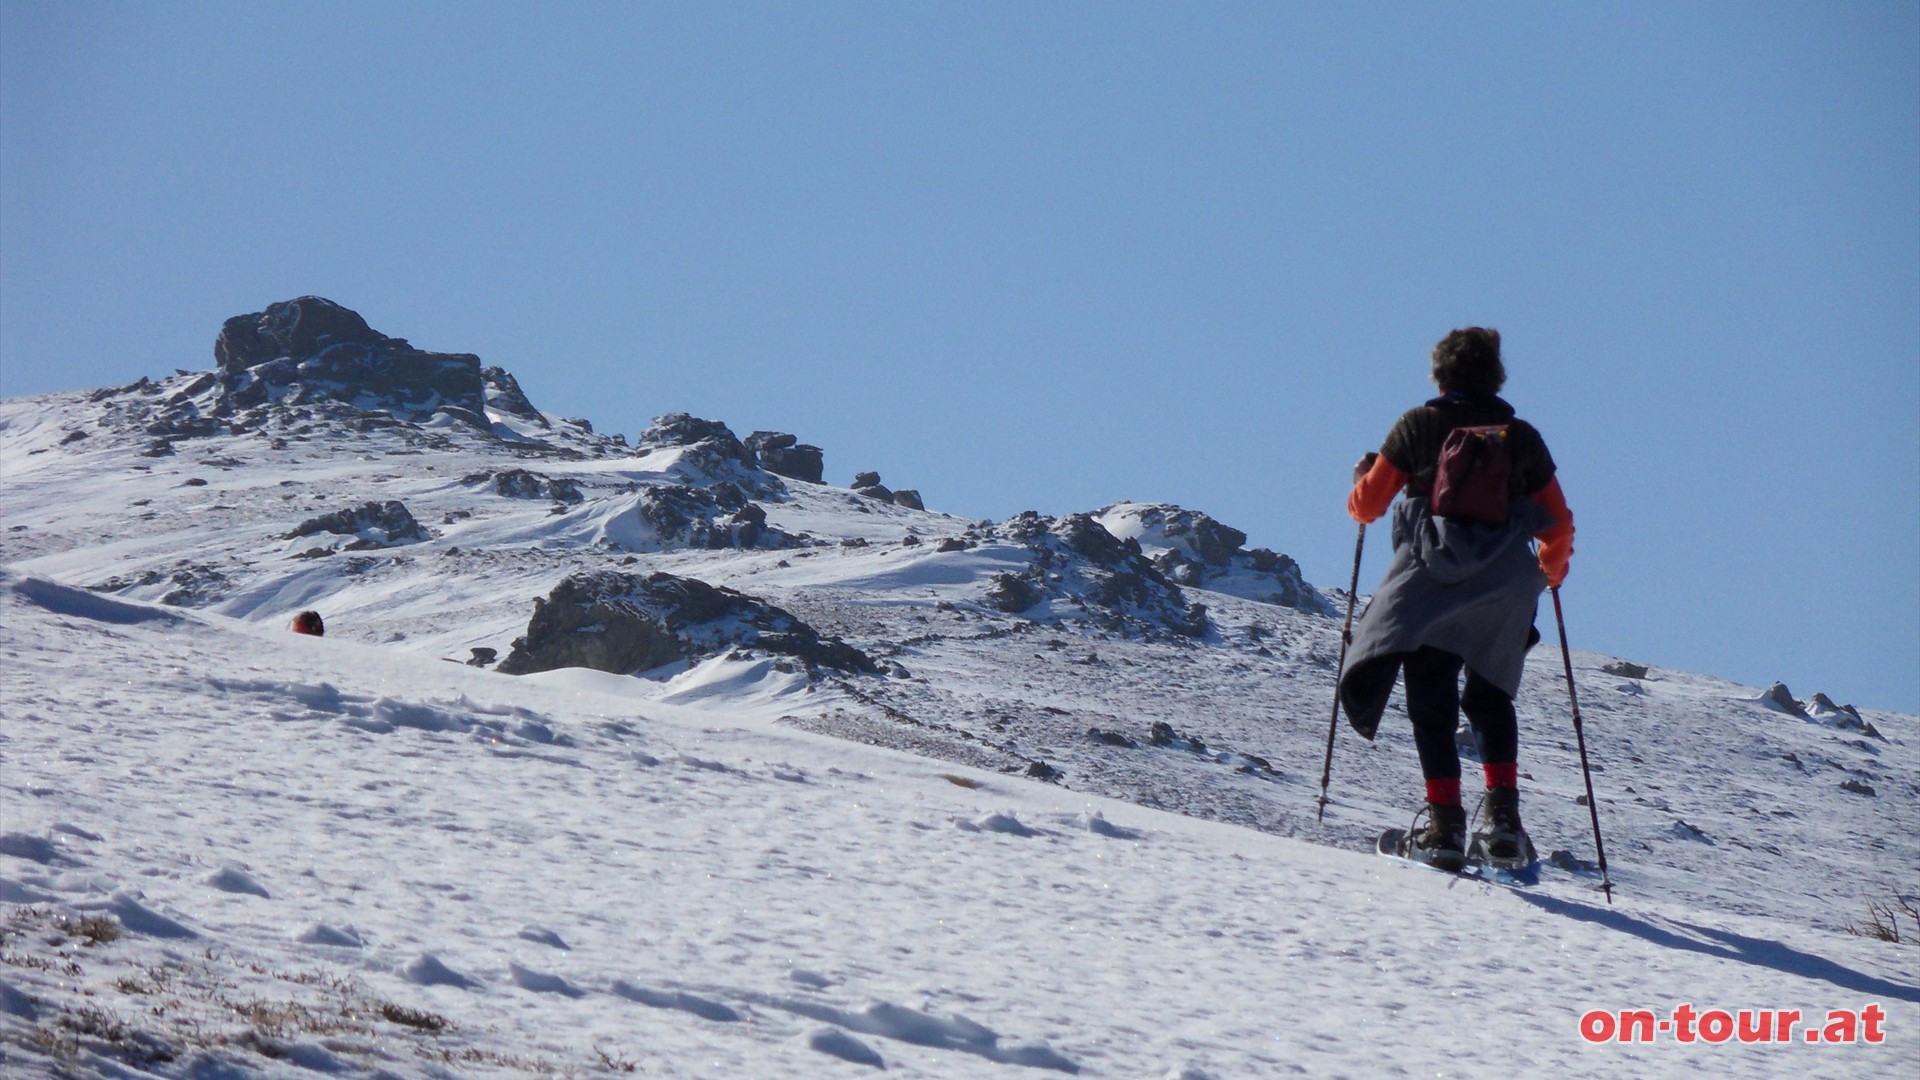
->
xmin=1347 ymin=456 xmax=1407 ymax=523
xmin=1530 ymin=478 xmax=1575 ymax=587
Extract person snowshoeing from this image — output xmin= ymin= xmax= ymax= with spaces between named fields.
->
xmin=1341 ymin=327 xmax=1574 ymax=870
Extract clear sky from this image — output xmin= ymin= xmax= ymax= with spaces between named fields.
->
xmin=4 ymin=1 xmax=1916 ymax=712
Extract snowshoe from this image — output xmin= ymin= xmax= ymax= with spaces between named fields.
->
xmin=1468 ymin=787 xmax=1538 ymax=871
xmin=1379 ymin=803 xmax=1468 ymax=872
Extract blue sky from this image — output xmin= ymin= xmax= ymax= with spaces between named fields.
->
xmin=4 ymin=1 xmax=1916 ymax=712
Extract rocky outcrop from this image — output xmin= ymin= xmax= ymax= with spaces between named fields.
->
xmin=636 ymin=413 xmax=750 ymax=463
xmin=214 ymin=297 xmax=489 ymax=423
xmin=1759 ymin=682 xmax=1806 ymax=716
xmin=1091 ymin=501 xmax=1327 ymax=613
xmin=482 ymin=366 xmax=546 ymax=427
xmin=634 ymin=483 xmax=796 ymax=550
xmin=497 ymin=571 xmax=877 ymax=676
xmin=286 ymin=500 xmax=433 ymax=549
xmin=985 ymin=572 xmax=1044 ymax=613
xmin=848 ymin=471 xmax=926 ymax=510
xmin=745 ymin=432 xmax=825 ymax=484
xmin=633 ymin=414 xmax=784 ymax=496
xmin=989 ymin=511 xmax=1209 ymax=637
xmin=465 ymin=468 xmax=583 ymax=504
xmin=1240 ymin=548 xmax=1323 ymax=611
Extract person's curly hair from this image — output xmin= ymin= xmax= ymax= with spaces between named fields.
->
xmin=1430 ymin=327 xmax=1505 ymax=397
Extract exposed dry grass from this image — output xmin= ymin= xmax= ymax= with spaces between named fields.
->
xmin=1844 ymin=894 xmax=1919 ymax=945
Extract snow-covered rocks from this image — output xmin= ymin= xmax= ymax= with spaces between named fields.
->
xmin=572 ymin=482 xmax=799 ymax=552
xmin=1095 ymin=500 xmax=1330 ymax=612
xmin=214 ymin=296 xmax=490 ymax=424
xmin=497 ymin=570 xmax=878 ymax=677
xmin=993 ymin=510 xmax=1210 ymax=637
xmin=631 ymin=412 xmax=786 ymax=496
xmin=465 ymin=467 xmax=583 ymax=504
xmin=285 ymin=499 xmax=433 ymax=551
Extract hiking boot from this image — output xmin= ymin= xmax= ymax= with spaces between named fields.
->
xmin=1409 ymin=802 xmax=1468 ymax=871
xmin=1474 ymin=785 xmax=1536 ymax=868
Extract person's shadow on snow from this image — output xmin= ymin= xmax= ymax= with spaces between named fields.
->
xmin=1515 ymin=891 xmax=1920 ymax=1004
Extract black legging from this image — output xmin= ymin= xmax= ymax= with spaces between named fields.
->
xmin=1403 ymin=646 xmax=1517 ymax=781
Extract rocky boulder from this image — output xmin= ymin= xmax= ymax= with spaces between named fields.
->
xmin=985 ymin=572 xmax=1044 ymax=613
xmin=745 ymin=432 xmax=825 ymax=484
xmin=482 ymin=366 xmax=547 ymax=426
xmin=627 ymin=483 xmax=796 ymax=550
xmin=465 ymin=468 xmax=583 ymax=504
xmin=990 ymin=511 xmax=1209 ymax=637
xmin=213 ymin=297 xmax=490 ymax=423
xmin=1091 ymin=501 xmax=1327 ymax=613
xmin=633 ymin=413 xmax=782 ymax=495
xmin=496 ymin=571 xmax=878 ymax=676
xmin=286 ymin=500 xmax=433 ymax=550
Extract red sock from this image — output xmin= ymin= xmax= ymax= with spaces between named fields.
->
xmin=1425 ymin=778 xmax=1461 ymax=806
xmin=1484 ymin=762 xmax=1518 ymax=789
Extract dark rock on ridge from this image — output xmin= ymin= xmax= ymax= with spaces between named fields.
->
xmin=746 ymin=431 xmax=825 ymax=484
xmin=1239 ymin=547 xmax=1323 ymax=611
xmin=497 ymin=571 xmax=878 ymax=676
xmin=465 ymin=468 xmax=583 ymax=504
xmin=286 ymin=500 xmax=433 ymax=549
xmin=633 ymin=414 xmax=783 ymax=496
xmin=482 ymin=366 xmax=547 ymax=426
xmin=986 ymin=572 xmax=1044 ymax=613
xmin=214 ymin=297 xmax=489 ymax=423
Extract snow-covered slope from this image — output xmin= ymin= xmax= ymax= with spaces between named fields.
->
xmin=2 ymin=305 xmax=1914 ymax=1077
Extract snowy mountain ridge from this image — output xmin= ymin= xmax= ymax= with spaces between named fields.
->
xmin=1 ymin=300 xmax=1913 ymax=1078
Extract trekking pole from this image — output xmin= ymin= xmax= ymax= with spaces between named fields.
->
xmin=1551 ymin=586 xmax=1615 ymax=904
xmin=1315 ymin=523 xmax=1366 ymax=822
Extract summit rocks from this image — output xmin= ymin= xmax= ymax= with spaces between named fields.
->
xmin=214 ymin=296 xmax=490 ymax=423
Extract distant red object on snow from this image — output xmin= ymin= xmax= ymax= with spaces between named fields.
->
xmin=290 ymin=610 xmax=325 ymax=637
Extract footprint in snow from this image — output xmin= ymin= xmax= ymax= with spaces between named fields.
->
xmin=517 ymin=925 xmax=569 ymax=949
xmin=1670 ymin=819 xmax=1716 ymax=845
xmin=956 ymin=811 xmax=1042 ymax=837
xmin=809 ymin=1027 xmax=885 ymax=1068
xmin=95 ymin=892 xmax=198 ymax=939
xmin=765 ymin=996 xmax=1080 ymax=1073
xmin=1078 ymin=811 xmax=1140 ymax=840
xmin=296 ymin=923 xmax=364 ymax=947
xmin=0 ymin=977 xmax=38 ymax=1022
xmin=403 ymin=953 xmax=480 ymax=990
xmin=205 ymin=866 xmax=270 ymax=898
xmin=509 ymin=962 xmax=585 ymax=998
xmin=0 ymin=832 xmax=80 ymax=867
xmin=610 ymin=980 xmax=742 ymax=1022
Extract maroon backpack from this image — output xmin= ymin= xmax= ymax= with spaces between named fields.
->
xmin=1432 ymin=424 xmax=1511 ymax=525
